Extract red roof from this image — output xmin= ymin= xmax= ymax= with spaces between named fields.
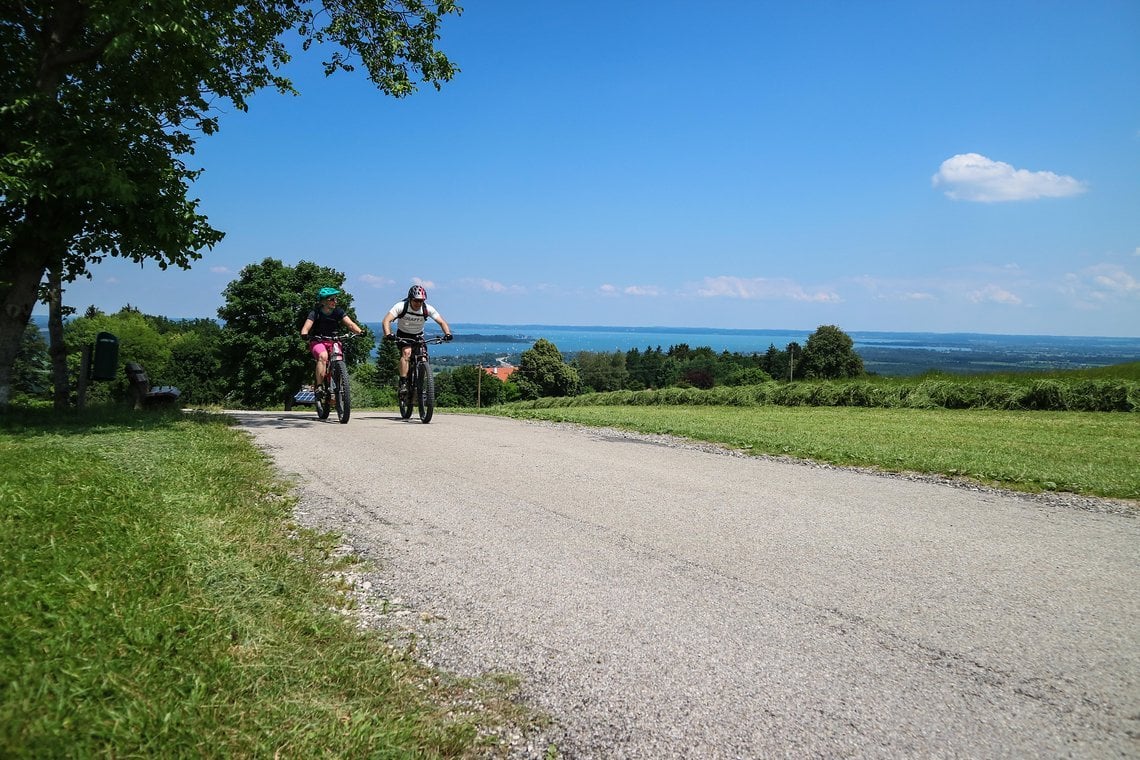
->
xmin=483 ymin=364 xmax=517 ymax=381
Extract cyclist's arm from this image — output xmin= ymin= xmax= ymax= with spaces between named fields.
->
xmin=341 ymin=314 xmax=364 ymax=335
xmin=432 ymin=312 xmax=452 ymax=336
xmin=381 ymin=311 xmax=396 ymax=337
xmin=300 ymin=316 xmax=315 ymax=339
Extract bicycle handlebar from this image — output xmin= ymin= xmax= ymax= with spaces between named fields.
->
xmin=392 ymin=334 xmax=450 ymax=346
xmin=307 ymin=332 xmax=365 ymax=342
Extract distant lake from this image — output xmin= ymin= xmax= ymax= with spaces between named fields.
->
xmin=370 ymin=323 xmax=1140 ymax=375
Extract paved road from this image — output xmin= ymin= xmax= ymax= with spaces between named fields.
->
xmin=232 ymin=410 xmax=1139 ymax=758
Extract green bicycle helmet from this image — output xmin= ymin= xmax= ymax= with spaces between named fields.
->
xmin=317 ymin=287 xmax=341 ymax=299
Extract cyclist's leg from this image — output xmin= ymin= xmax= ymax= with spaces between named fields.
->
xmin=395 ymin=331 xmax=416 ymax=383
xmin=311 ymin=342 xmax=330 ymax=387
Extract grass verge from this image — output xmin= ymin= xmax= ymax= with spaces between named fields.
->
xmin=0 ymin=407 xmax=528 ymax=758
xmin=490 ymin=405 xmax=1140 ymax=500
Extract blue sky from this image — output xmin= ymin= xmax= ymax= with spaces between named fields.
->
xmin=52 ymin=1 xmax=1140 ymax=336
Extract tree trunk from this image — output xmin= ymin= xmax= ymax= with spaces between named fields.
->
xmin=47 ymin=265 xmax=70 ymax=409
xmin=0 ymin=263 xmax=48 ymax=409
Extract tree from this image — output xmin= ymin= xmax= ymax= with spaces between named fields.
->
xmin=11 ymin=324 xmax=50 ymax=401
xmin=63 ymin=308 xmax=173 ymax=403
xmin=575 ymin=350 xmax=628 ymax=393
xmin=801 ymin=325 xmax=864 ymax=380
xmin=166 ymin=325 xmax=226 ymax=406
xmin=217 ymin=259 xmax=373 ymax=408
xmin=0 ymin=1 xmax=460 ymax=407
xmin=515 ymin=339 xmax=580 ymax=400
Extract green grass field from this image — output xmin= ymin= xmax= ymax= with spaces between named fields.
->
xmin=490 ymin=405 xmax=1140 ymax=500
xmin=0 ymin=408 xmax=528 ymax=758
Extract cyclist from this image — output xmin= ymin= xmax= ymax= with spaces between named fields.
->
xmin=381 ymin=284 xmax=452 ymax=398
xmin=300 ymin=287 xmax=365 ymax=400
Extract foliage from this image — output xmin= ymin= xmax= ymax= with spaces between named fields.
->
xmin=503 ymin=369 xmax=1140 ymax=413
xmin=0 ymin=0 xmax=460 ymax=406
xmin=436 ymin=365 xmax=506 ymax=407
xmin=575 ymin=350 xmax=629 ymax=393
xmin=515 ymin=339 xmax=580 ymax=400
xmin=164 ymin=325 xmax=225 ymax=406
xmin=375 ymin=334 xmax=402 ymax=387
xmin=10 ymin=324 xmax=50 ymax=401
xmin=217 ymin=259 xmax=374 ymax=408
xmin=64 ymin=309 xmax=173 ymax=403
xmin=801 ymin=325 xmax=864 ymax=379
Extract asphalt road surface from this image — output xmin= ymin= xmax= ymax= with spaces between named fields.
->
xmin=231 ymin=409 xmax=1139 ymax=759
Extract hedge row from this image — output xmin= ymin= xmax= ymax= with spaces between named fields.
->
xmin=513 ymin=378 xmax=1140 ymax=412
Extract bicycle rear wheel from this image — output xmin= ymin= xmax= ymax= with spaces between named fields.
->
xmin=417 ymin=360 xmax=435 ymax=423
xmin=315 ymin=378 xmax=331 ymax=420
xmin=333 ymin=360 xmax=351 ymax=424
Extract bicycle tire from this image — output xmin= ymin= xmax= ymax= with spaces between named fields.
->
xmin=398 ymin=374 xmax=413 ymax=419
xmin=315 ymin=377 xmax=331 ymax=420
xmin=417 ymin=360 xmax=435 ymax=423
xmin=333 ymin=360 xmax=351 ymax=424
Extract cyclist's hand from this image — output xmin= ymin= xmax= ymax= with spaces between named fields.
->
xmin=444 ymin=333 xmax=453 ymax=342
xmin=382 ymin=334 xmax=395 ymax=343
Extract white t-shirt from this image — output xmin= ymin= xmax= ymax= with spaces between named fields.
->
xmin=387 ymin=299 xmax=442 ymax=335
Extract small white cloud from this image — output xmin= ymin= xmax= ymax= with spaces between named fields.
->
xmin=458 ymin=277 xmax=525 ymax=294
xmin=932 ymin=153 xmax=1088 ymax=202
xmin=967 ymin=284 xmax=1023 ymax=305
xmin=412 ymin=277 xmax=436 ymax=289
xmin=209 ymin=266 xmax=230 ymax=274
xmin=599 ymin=284 xmax=619 ymax=296
xmin=359 ymin=274 xmax=394 ymax=288
xmin=623 ymin=285 xmax=662 ymax=296
xmin=695 ymin=276 xmax=840 ymax=303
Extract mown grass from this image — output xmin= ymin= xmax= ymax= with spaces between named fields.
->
xmin=490 ymin=405 xmax=1140 ymax=500
xmin=0 ymin=408 xmax=524 ymax=758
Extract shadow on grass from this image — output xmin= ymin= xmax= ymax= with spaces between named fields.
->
xmin=0 ymin=405 xmax=226 ymax=437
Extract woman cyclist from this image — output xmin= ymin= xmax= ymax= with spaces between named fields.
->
xmin=300 ymin=287 xmax=365 ymax=400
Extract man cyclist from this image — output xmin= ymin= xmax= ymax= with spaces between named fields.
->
xmin=300 ymin=287 xmax=365 ymax=400
xmin=381 ymin=284 xmax=452 ymax=398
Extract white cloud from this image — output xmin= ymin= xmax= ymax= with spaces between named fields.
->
xmin=851 ymin=275 xmax=936 ymax=302
xmin=458 ymin=277 xmax=525 ymax=294
xmin=359 ymin=274 xmax=394 ymax=288
xmin=1063 ymin=264 xmax=1139 ymax=304
xmin=931 ymin=153 xmax=1088 ymax=202
xmin=600 ymin=283 xmax=662 ymax=296
xmin=694 ymin=276 xmax=840 ymax=303
xmin=209 ymin=266 xmax=230 ymax=274
xmin=966 ymin=284 xmax=1023 ymax=305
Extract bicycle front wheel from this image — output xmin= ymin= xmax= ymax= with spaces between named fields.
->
xmin=417 ymin=360 xmax=435 ymax=423
xmin=315 ymin=378 xmax=331 ymax=420
xmin=333 ymin=360 xmax=351 ymax=424
xmin=398 ymin=375 xmax=413 ymax=419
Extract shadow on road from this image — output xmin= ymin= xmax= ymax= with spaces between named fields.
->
xmin=223 ymin=410 xmax=425 ymax=428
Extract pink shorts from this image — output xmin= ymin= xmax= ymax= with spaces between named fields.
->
xmin=309 ymin=340 xmax=333 ymax=360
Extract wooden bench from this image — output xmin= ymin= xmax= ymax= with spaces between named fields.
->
xmin=124 ymin=363 xmax=181 ymax=410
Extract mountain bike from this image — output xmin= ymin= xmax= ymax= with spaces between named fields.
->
xmin=395 ymin=334 xmax=448 ymax=423
xmin=309 ymin=333 xmax=357 ymax=424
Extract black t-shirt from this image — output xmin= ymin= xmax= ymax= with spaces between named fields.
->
xmin=306 ymin=306 xmax=346 ymax=337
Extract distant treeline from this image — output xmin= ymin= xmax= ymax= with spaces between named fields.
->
xmin=510 ymin=372 xmax=1140 ymax=413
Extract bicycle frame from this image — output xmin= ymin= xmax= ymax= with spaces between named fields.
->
xmin=310 ymin=333 xmax=355 ymax=424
